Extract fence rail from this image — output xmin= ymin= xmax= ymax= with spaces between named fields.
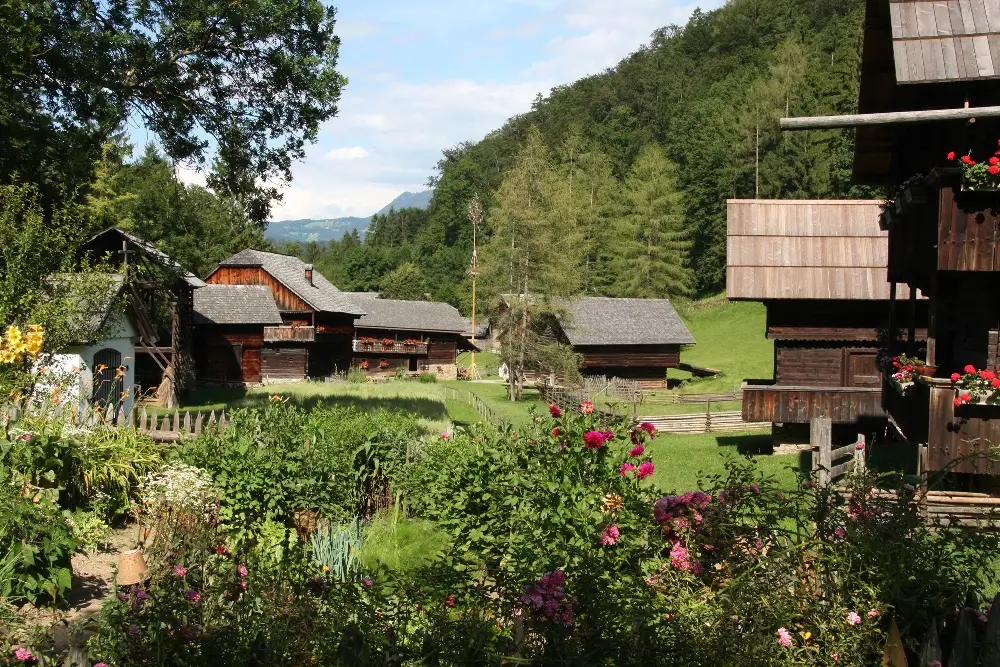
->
xmin=636 ymin=412 xmax=770 ymax=434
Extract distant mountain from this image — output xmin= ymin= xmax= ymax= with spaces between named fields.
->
xmin=376 ymin=190 xmax=433 ymax=215
xmin=265 ymin=189 xmax=432 ymax=243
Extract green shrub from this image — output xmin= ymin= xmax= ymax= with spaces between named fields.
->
xmin=418 ymin=372 xmax=437 ymax=384
xmin=65 ymin=509 xmax=112 ymax=554
xmin=346 ymin=366 xmax=368 ymax=384
xmin=358 ymin=508 xmax=449 ymax=574
xmin=311 ymin=519 xmax=363 ymax=582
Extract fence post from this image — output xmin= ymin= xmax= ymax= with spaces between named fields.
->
xmin=853 ymin=434 xmax=866 ymax=474
xmin=811 ymin=417 xmax=832 ymax=486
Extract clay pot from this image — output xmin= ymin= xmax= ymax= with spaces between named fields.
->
xmin=116 ymin=549 xmax=150 ymax=586
xmin=915 ymin=364 xmax=937 ymax=377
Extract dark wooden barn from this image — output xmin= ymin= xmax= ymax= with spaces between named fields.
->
xmin=344 ymin=293 xmax=476 ymax=379
xmin=204 ymin=250 xmax=365 ymax=380
xmin=193 ymin=285 xmax=283 ymax=384
xmin=560 ymin=297 xmax=695 ymax=389
xmin=728 ymin=199 xmax=929 ymax=446
xmin=776 ymin=0 xmax=1000 ymax=487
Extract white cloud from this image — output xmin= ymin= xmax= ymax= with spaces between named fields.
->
xmin=324 ymin=146 xmax=370 ymax=161
xmin=174 ymin=163 xmax=208 ymax=188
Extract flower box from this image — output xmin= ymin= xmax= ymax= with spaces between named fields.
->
xmin=950 ymin=364 xmax=1000 ymax=405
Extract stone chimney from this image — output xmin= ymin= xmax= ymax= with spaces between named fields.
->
xmin=304 ymin=264 xmax=314 ymax=286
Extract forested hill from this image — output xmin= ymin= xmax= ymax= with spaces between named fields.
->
xmin=293 ymin=0 xmax=873 ymax=307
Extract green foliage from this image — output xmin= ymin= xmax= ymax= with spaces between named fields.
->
xmin=357 ymin=509 xmax=449 ymax=574
xmin=65 ymin=509 xmax=112 ymax=554
xmin=417 ymin=372 xmax=437 ymax=384
xmin=378 ymin=262 xmax=427 ymax=300
xmin=0 ymin=480 xmax=75 ymax=604
xmin=175 ymin=401 xmax=421 ymax=543
xmin=311 ymin=519 xmax=363 ymax=582
xmin=346 ymin=366 xmax=368 ymax=384
xmin=2 ymin=0 xmax=347 ymax=222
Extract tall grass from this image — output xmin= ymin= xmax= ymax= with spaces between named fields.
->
xmin=358 ymin=507 xmax=449 ymax=574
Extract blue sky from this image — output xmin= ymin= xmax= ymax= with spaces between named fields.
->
xmin=176 ymin=0 xmax=724 ymax=220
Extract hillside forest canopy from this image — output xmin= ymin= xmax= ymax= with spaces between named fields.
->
xmin=277 ymin=0 xmax=877 ymax=311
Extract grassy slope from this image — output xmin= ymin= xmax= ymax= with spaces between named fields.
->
xmin=648 ymin=432 xmax=801 ymax=492
xmin=670 ymin=297 xmax=773 ymax=394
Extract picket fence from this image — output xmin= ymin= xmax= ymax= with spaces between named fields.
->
xmin=0 ymin=403 xmax=230 ymax=443
xmin=882 ymin=592 xmax=1000 ymax=666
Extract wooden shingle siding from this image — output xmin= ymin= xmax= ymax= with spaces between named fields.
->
xmin=889 ymin=0 xmax=1000 ymax=83
xmin=207 ymin=266 xmax=314 ymax=314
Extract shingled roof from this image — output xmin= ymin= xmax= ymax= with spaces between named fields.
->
xmin=216 ymin=249 xmax=365 ymax=315
xmin=562 ymin=297 xmax=695 ymax=347
xmin=889 ymin=1 xmax=1000 ymax=84
xmin=193 ymin=285 xmax=282 ymax=325
xmin=350 ymin=297 xmax=467 ymax=333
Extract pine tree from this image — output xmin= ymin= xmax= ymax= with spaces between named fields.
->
xmin=613 ymin=145 xmax=693 ymax=298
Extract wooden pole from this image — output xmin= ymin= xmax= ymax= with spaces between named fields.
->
xmin=780 ymin=105 xmax=1000 ymax=130
xmin=908 ymin=287 xmax=917 ymax=356
xmin=888 ymin=282 xmax=897 ymax=356
xmin=811 ymin=417 xmax=833 ymax=486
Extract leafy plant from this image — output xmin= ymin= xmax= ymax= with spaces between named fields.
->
xmin=310 ymin=519 xmax=363 ymax=582
xmin=418 ymin=372 xmax=437 ymax=384
xmin=65 ymin=509 xmax=112 ymax=554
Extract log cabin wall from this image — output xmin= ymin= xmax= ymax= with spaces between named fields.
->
xmin=427 ymin=337 xmax=458 ymax=365
xmin=261 ymin=348 xmax=308 ymax=381
xmin=207 ymin=267 xmax=313 ymax=316
xmin=195 ymin=325 xmax=265 ymax=383
xmin=575 ymin=345 xmax=681 ymax=370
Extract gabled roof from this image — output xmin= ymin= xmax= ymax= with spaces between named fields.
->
xmin=562 ymin=297 xmax=695 ymax=347
xmin=350 ymin=297 xmax=467 ymax=334
xmin=216 ymin=249 xmax=365 ymax=315
xmin=88 ymin=227 xmax=206 ymax=288
xmin=193 ymin=285 xmax=282 ymax=325
xmin=48 ymin=273 xmax=158 ymax=345
xmin=726 ymin=199 xmax=921 ymax=300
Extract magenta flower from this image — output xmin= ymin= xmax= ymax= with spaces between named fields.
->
xmin=669 ymin=541 xmax=702 ymax=574
xmin=855 ymin=440 xmax=865 ymax=450
xmin=237 ymin=564 xmax=248 ymax=578
xmin=638 ymin=422 xmax=657 ymax=437
xmin=583 ymin=430 xmax=607 ymax=449
xmin=445 ymin=594 xmax=456 ymax=607
xmin=184 ymin=589 xmax=201 ymax=603
xmin=834 ymin=526 xmax=846 ymax=539
xmin=580 ymin=400 xmax=594 ymax=415
xmin=13 ymin=648 xmax=35 ymax=662
xmin=601 ymin=524 xmax=620 ymax=546
xmin=362 ymin=577 xmax=373 ymax=588
xmin=802 ymin=481 xmax=814 ymax=490
xmin=846 ymin=611 xmax=861 ymax=626
xmin=173 ymin=565 xmax=187 ymax=578
xmin=440 ymin=432 xmax=449 ymax=440
xmin=777 ymin=627 xmax=792 ymax=648
xmin=629 ymin=444 xmax=645 ymax=457
xmin=549 ymin=404 xmax=561 ymax=418
xmin=620 ymin=462 xmax=635 ymax=477
xmin=636 ymin=461 xmax=655 ymax=479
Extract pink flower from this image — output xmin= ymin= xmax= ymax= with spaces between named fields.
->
xmin=95 ymin=664 xmax=109 ymax=667
xmin=583 ymin=430 xmax=607 ymax=449
xmin=846 ymin=611 xmax=862 ymax=626
xmin=173 ymin=565 xmax=187 ymax=578
xmin=638 ymin=421 xmax=657 ymax=437
xmin=580 ymin=400 xmax=594 ymax=415
xmin=636 ymin=461 xmax=655 ymax=479
xmin=237 ymin=564 xmax=248 ymax=578
xmin=184 ymin=589 xmax=201 ymax=603
xmin=445 ymin=594 xmax=456 ymax=607
xmin=13 ymin=648 xmax=35 ymax=662
xmin=440 ymin=432 xmax=449 ymax=440
xmin=601 ymin=524 xmax=620 ymax=546
xmin=802 ymin=481 xmax=813 ymax=490
xmin=669 ymin=541 xmax=702 ymax=573
xmin=834 ymin=526 xmax=846 ymax=539
xmin=362 ymin=577 xmax=373 ymax=588
xmin=867 ymin=609 xmax=879 ymax=619
xmin=855 ymin=440 xmax=865 ymax=451
xmin=549 ymin=404 xmax=561 ymax=418
xmin=777 ymin=627 xmax=792 ymax=648
xmin=831 ymin=652 xmax=840 ymax=662
xmin=629 ymin=444 xmax=645 ymax=457
xmin=620 ymin=462 xmax=635 ymax=477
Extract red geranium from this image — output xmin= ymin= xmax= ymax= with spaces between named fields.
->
xmin=990 ymin=156 xmax=999 ymax=166
xmin=989 ymin=165 xmax=999 ymax=176
xmin=965 ymin=364 xmax=977 ymax=374
xmin=951 ymin=372 xmax=962 ymax=383
xmin=947 ymin=151 xmax=956 ymax=160
xmin=962 ymin=155 xmax=976 ymax=165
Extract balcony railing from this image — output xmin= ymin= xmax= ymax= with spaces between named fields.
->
xmin=352 ymin=339 xmax=428 ymax=355
xmin=263 ymin=326 xmax=316 ymax=343
xmin=742 ymin=381 xmax=884 ymax=424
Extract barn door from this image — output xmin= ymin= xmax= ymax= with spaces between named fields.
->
xmin=845 ymin=351 xmax=880 ymax=387
xmin=92 ymin=348 xmax=124 ymax=419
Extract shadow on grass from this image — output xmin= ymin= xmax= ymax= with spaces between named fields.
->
xmin=181 ymin=388 xmax=450 ymax=425
xmin=716 ymin=433 xmax=773 ymax=455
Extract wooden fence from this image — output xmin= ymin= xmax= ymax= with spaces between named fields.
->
xmin=881 ymin=593 xmax=1000 ymax=666
xmin=637 ymin=411 xmax=771 ymax=435
xmin=0 ymin=403 xmax=230 ymax=443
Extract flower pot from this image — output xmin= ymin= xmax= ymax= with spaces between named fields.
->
xmin=915 ymin=364 xmax=937 ymax=377
xmin=116 ymin=549 xmax=150 ymax=586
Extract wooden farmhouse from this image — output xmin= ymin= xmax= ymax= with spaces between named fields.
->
xmin=727 ymin=199 xmax=928 ymax=445
xmin=779 ymin=0 xmax=1000 ymax=489
xmin=561 ymin=298 xmax=695 ymax=388
xmin=203 ymin=249 xmax=365 ymax=381
xmin=192 ymin=285 xmax=283 ymax=384
xmin=344 ymin=292 xmax=476 ymax=379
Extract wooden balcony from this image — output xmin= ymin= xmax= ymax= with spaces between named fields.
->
xmin=886 ymin=376 xmax=1000 ymax=475
xmin=742 ymin=381 xmax=884 ymax=424
xmin=263 ymin=326 xmax=315 ymax=343
xmin=352 ymin=340 xmax=428 ymax=355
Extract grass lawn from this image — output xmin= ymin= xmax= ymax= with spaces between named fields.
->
xmin=442 ymin=380 xmax=548 ymax=426
xmin=173 ymin=381 xmax=453 ymax=436
xmin=670 ymin=297 xmax=773 ymax=394
xmin=457 ymin=350 xmax=501 ymax=378
xmin=648 ymin=430 xmax=802 ymax=493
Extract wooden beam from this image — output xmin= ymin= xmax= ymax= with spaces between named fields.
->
xmin=780 ymin=105 xmax=1000 ymax=130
